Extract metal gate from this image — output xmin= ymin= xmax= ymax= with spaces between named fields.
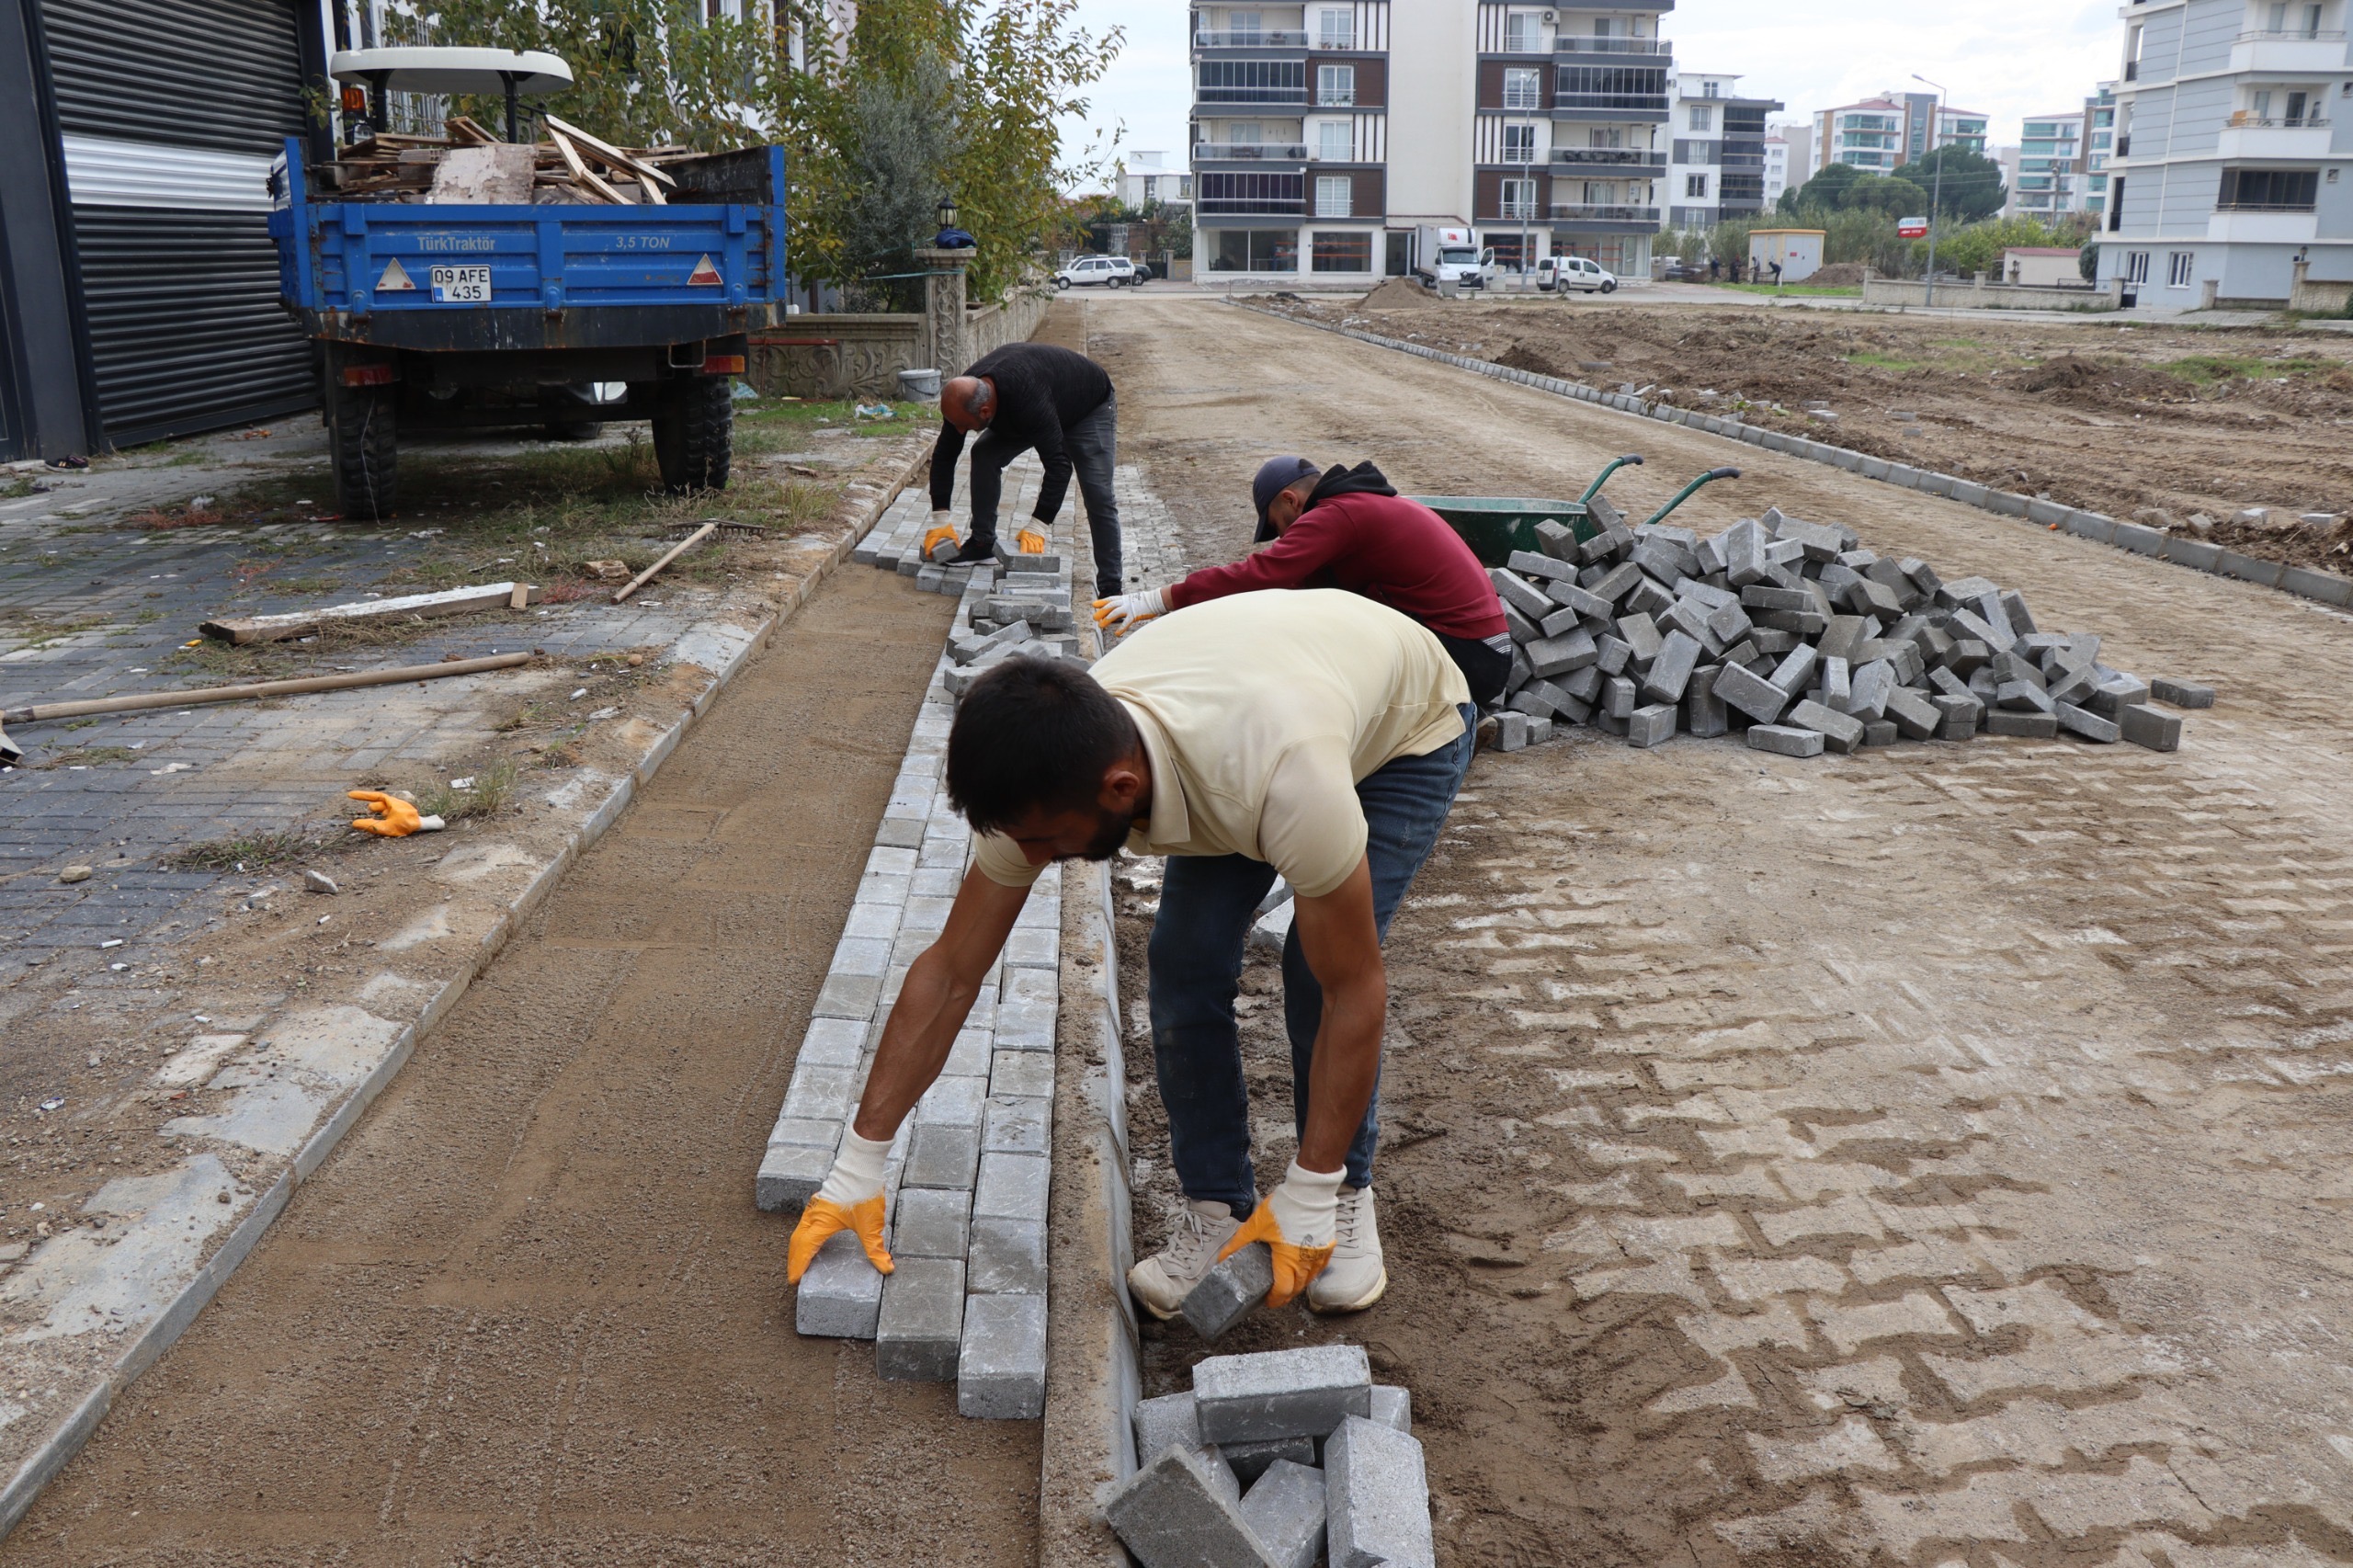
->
xmin=42 ymin=0 xmax=320 ymax=448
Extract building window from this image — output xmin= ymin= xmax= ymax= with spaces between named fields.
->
xmin=1199 ymin=171 xmax=1306 ymax=214
xmin=2218 ymin=166 xmax=2319 ymax=209
xmin=1316 ymin=6 xmax=1355 ymax=48
xmin=1199 ymin=61 xmax=1307 ymax=103
xmin=1502 ymin=124 xmax=1536 ymax=164
xmin=2124 ymin=250 xmax=2150 ymax=283
xmin=1315 ymin=175 xmax=1353 ymax=216
xmin=1689 ymin=104 xmax=1713 ymax=131
xmin=1317 ymin=63 xmax=1356 ymax=105
xmin=1312 ymin=231 xmax=1373 ymax=270
xmin=1210 ymin=228 xmax=1299 ymax=271
xmin=1499 ymin=177 xmax=1538 ymax=218
xmin=1319 ymin=119 xmax=1351 ymax=160
xmin=1504 ymin=67 xmax=1542 ymax=110
xmin=1228 ymin=10 xmax=1263 ymax=44
xmin=1686 ymin=173 xmax=1709 ymax=198
xmin=2167 ymin=252 xmax=2194 ymax=287
xmin=1505 ymin=11 xmax=1540 ymax=51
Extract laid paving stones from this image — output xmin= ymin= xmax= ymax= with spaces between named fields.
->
xmin=957 ymin=1292 xmax=1048 ymax=1419
xmin=1496 ymin=503 xmax=2199 ymax=758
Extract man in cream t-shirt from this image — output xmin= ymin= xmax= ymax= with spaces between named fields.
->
xmin=787 ymin=590 xmax=1475 ymax=1316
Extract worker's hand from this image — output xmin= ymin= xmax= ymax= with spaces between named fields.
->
xmin=1015 ymin=527 xmax=1049 ymax=555
xmin=1090 ymin=587 xmax=1165 ymax=636
xmin=347 ymin=790 xmax=444 ymax=837
xmin=786 ymin=1128 xmax=896 ymax=1283
xmin=922 ymin=514 xmax=960 ymax=563
xmin=1215 ymin=1160 xmax=1343 ymax=1308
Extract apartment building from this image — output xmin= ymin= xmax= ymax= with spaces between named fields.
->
xmin=1665 ymin=71 xmax=1782 ymax=228
xmin=1190 ymin=0 xmax=1675 ymax=284
xmin=1119 ymin=151 xmax=1194 ymax=210
xmin=2102 ymin=0 xmax=2352 ymax=304
xmin=2012 ymin=109 xmax=2088 ymax=213
xmin=2086 ymin=82 xmax=2119 ymax=218
xmin=1763 ymin=118 xmax=1812 ymax=202
xmin=1815 ymin=93 xmax=1992 ymax=174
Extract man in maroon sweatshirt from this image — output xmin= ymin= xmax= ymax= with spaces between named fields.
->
xmin=1093 ymin=457 xmax=1512 ymax=704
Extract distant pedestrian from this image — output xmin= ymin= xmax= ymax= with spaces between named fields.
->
xmin=1770 ymin=260 xmax=1783 ymax=286
xmin=1709 ymin=256 xmax=1721 ymax=281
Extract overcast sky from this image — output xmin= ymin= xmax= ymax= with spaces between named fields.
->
xmin=1053 ymin=0 xmax=2126 ymax=180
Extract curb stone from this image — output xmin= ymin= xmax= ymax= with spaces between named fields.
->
xmin=1229 ymin=299 xmax=2353 ymax=617
xmin=0 ymin=434 xmax=935 ymax=1542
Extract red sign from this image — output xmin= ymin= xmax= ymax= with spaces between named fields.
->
xmin=1897 ymin=215 xmax=1930 ymax=239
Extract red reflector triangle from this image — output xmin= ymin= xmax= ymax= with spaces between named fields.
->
xmin=687 ymin=254 xmax=722 ymax=286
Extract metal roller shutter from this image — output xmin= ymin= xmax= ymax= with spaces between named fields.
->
xmin=41 ymin=0 xmax=319 ymax=447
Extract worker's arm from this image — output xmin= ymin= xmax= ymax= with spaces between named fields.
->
xmin=926 ymin=423 xmax=967 ymax=512
xmin=1163 ymin=508 xmax=1349 ymax=609
xmin=1026 ymin=405 xmax=1074 ymax=526
xmin=786 ymin=864 xmax=1028 ymax=1282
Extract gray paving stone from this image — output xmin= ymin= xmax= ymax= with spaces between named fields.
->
xmin=876 ymin=1256 xmax=965 ymax=1381
xmin=795 ymin=1230 xmax=886 ymax=1338
xmin=915 ymin=1073 xmax=987 ymax=1128
xmin=957 ymin=1291 xmax=1047 ymax=1419
xmin=1324 ymin=1415 xmax=1435 ymax=1568
xmin=2151 ymin=676 xmax=2214 ymax=708
xmin=1135 ymin=1391 xmax=1202 ymax=1463
xmin=890 ymin=1185 xmax=972 ymax=1259
xmin=1784 ymin=699 xmax=1862 ymax=754
xmin=2055 ymin=700 xmax=2120 ymax=743
xmin=1985 ymin=710 xmax=2061 ymax=738
xmin=967 ymin=1217 xmax=1048 ymax=1294
xmin=1711 ymin=661 xmax=1790 ymax=725
xmin=1220 ymin=1433 xmax=1315 ymax=1486
xmin=1103 ymin=1443 xmax=1270 ymax=1568
xmin=989 ymin=1050 xmax=1053 ymax=1099
xmin=903 ymin=1122 xmax=980 ymax=1189
xmin=1194 ymin=1344 xmax=1372 ymax=1444
xmin=981 ymin=1093 xmax=1050 ymax=1155
xmin=1369 ymin=1384 xmax=1411 ymax=1433
xmin=1746 ymin=724 xmax=1824 ymax=758
xmin=1241 ymin=1459 xmax=1327 ymax=1568
xmin=756 ymin=1142 xmax=832 ymax=1211
xmin=1183 ymin=1240 xmax=1273 ymax=1341
xmin=1626 ymin=703 xmax=1677 ymax=748
xmin=2120 ymin=702 xmax=2182 ymax=751
xmin=972 ymin=1151 xmax=1050 ymax=1222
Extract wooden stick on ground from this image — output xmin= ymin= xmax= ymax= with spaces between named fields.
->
xmin=2 ymin=653 xmax=534 ymax=730
xmin=199 ymin=582 xmax=542 ymax=645
xmin=613 ymin=523 xmax=716 ymax=604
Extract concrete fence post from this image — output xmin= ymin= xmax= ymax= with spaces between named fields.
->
xmin=915 ymin=246 xmax=972 ymax=375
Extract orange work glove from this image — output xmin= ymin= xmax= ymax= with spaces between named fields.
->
xmin=1091 ymin=588 xmax=1165 ymax=636
xmin=1015 ymin=527 xmax=1049 ymax=554
xmin=786 ymin=1128 xmax=895 ymax=1283
xmin=1215 ymin=1160 xmax=1344 ymax=1309
xmin=921 ymin=516 xmax=960 ymax=563
xmin=347 ymin=790 xmax=443 ymax=836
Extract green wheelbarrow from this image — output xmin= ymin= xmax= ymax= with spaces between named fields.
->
xmin=1411 ymin=458 xmax=1744 ymax=567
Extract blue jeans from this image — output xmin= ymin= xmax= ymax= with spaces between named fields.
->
xmin=1145 ymin=706 xmax=1476 ymax=1215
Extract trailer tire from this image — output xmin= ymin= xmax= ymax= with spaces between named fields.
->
xmin=328 ymin=380 xmax=398 ymax=520
xmin=652 ymin=375 xmax=733 ymax=494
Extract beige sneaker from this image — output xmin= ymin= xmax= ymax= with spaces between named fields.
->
xmin=1307 ymin=1185 xmax=1387 ymax=1313
xmin=1127 ymin=1199 xmax=1244 ymax=1320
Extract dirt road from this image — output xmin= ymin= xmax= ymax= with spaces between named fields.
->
xmin=1 ymin=568 xmax=1042 ymax=1565
xmin=1262 ymin=292 xmax=2353 ymax=576
xmin=1086 ymin=296 xmax=2353 ymax=1566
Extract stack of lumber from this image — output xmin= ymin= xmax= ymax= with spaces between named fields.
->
xmin=318 ymin=115 xmax=693 ymax=205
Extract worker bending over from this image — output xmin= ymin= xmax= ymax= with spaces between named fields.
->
xmin=925 ymin=341 xmax=1124 ymax=598
xmin=787 ymin=592 xmax=1475 ymax=1317
xmin=1092 ymin=456 xmax=1511 ymax=706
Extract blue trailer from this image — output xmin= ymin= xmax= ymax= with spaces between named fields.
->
xmin=268 ymin=135 xmax=786 ymax=518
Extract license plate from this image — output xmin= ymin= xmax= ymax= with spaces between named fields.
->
xmin=430 ymin=265 xmax=491 ymax=303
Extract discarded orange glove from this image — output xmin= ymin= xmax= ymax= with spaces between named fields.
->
xmin=347 ymin=790 xmax=443 ymax=837
xmin=1015 ymin=527 xmax=1049 ymax=555
xmin=1214 ymin=1160 xmax=1343 ymax=1309
xmin=786 ymin=1128 xmax=896 ymax=1283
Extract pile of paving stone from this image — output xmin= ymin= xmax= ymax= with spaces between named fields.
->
xmin=1488 ymin=496 xmax=2209 ymax=757
xmin=1110 ymin=1346 xmax=1429 ymax=1568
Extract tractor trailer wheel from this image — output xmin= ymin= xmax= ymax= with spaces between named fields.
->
xmin=651 ymin=374 xmax=733 ymax=494
xmin=326 ymin=376 xmax=398 ymax=520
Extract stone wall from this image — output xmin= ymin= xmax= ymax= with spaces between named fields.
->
xmin=2290 ymin=260 xmax=2353 ymax=314
xmin=748 ymin=284 xmax=1052 ymax=401
xmin=1860 ymin=273 xmax=2121 ymax=312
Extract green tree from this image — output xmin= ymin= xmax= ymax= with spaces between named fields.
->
xmin=1782 ymin=160 xmax=1861 ymax=214
xmin=1912 ymin=214 xmax=2070 ymax=278
xmin=830 ymin=48 xmax=962 ymax=308
xmin=1892 ymin=147 xmax=2006 ymax=221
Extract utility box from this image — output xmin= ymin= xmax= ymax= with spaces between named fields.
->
xmin=1746 ymin=228 xmax=1824 ymax=282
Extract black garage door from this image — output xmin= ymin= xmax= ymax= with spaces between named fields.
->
xmin=42 ymin=0 xmax=319 ymax=447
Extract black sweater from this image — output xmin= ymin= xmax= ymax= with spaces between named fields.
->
xmin=927 ymin=343 xmax=1115 ymax=523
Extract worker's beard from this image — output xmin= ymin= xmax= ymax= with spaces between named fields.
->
xmin=1076 ymin=804 xmax=1138 ymax=860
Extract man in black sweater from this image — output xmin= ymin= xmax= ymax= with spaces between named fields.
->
xmin=925 ymin=342 xmax=1124 ymax=597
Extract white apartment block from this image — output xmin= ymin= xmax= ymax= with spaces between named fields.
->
xmin=2086 ymin=82 xmax=2119 ymax=218
xmin=1665 ymin=71 xmax=1782 ymax=229
xmin=1763 ymin=119 xmax=1812 ymax=204
xmin=1119 ymin=152 xmax=1194 ymax=210
xmin=2102 ymin=0 xmax=2352 ymax=303
xmin=1190 ymin=0 xmax=1676 ymax=284
xmin=1815 ymin=94 xmax=1991 ymax=174
xmin=2011 ymin=110 xmax=2089 ymax=213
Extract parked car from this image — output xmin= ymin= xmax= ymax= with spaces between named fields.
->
xmin=1055 ymin=255 xmax=1143 ymax=289
xmin=1538 ymin=256 xmax=1619 ymax=294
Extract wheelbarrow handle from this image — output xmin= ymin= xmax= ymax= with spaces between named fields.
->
xmin=1574 ymin=453 xmax=1644 ymax=505
xmin=1642 ymin=466 xmax=1743 ymax=527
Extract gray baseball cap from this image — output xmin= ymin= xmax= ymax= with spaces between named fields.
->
xmin=1252 ymin=455 xmax=1321 ymax=542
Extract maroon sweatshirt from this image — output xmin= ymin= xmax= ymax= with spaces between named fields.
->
xmin=1165 ymin=486 xmax=1506 ymax=642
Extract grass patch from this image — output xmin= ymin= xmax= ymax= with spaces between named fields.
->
xmin=2162 ymin=353 xmax=2334 ymax=384
xmin=1711 ymin=282 xmax=1863 ymax=297
xmin=31 ymin=745 xmax=137 ymax=770
xmin=2 ymin=477 xmax=38 ymax=500
xmin=164 ymin=827 xmax=341 ymax=873
xmin=415 ymin=756 xmax=517 ymax=823
xmin=1847 ymin=350 xmax=1927 ymax=371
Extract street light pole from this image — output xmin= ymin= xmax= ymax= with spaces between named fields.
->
xmin=1915 ymin=74 xmax=1948 ymax=308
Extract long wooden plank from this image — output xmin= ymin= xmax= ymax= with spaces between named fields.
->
xmin=545 ymin=125 xmax=630 ymax=206
xmin=199 ymin=582 xmax=541 ymax=645
xmin=541 ymin=113 xmax=677 ymax=187
xmin=6 ymin=653 xmax=533 ymax=724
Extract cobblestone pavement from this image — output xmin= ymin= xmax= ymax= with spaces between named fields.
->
xmin=1085 ymin=296 xmax=2353 ymax=1566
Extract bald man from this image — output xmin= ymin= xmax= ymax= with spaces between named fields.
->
xmin=924 ymin=341 xmax=1123 ymax=597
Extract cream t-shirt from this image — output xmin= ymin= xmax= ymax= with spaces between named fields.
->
xmin=972 ymin=589 xmax=1469 ymax=898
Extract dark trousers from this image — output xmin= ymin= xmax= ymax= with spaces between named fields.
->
xmin=1144 ymin=707 xmax=1477 ymax=1215
xmin=965 ymin=392 xmax=1124 ymax=596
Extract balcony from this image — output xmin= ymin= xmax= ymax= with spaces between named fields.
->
xmin=2207 ymin=207 xmax=2317 ymax=243
xmin=2216 ymin=114 xmax=2334 ymax=159
xmin=1553 ymin=93 xmax=1669 ymax=121
xmin=1551 ymin=146 xmax=1667 ymax=168
xmin=1194 ymin=142 xmax=1311 ymax=162
xmin=1552 ymin=36 xmax=1671 ymax=54
xmin=2230 ymin=29 xmax=2349 ymax=72
xmin=1194 ymin=28 xmax=1311 ymax=48
xmin=1550 ymin=202 xmax=1661 ymax=225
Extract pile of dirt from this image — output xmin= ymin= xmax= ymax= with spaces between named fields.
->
xmin=1808 ymin=262 xmax=1868 ymax=286
xmin=2018 ymin=353 xmax=2198 ymax=407
xmin=1359 ymin=277 xmax=1438 ymax=310
xmin=1495 ymin=342 xmax=1567 ymax=379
